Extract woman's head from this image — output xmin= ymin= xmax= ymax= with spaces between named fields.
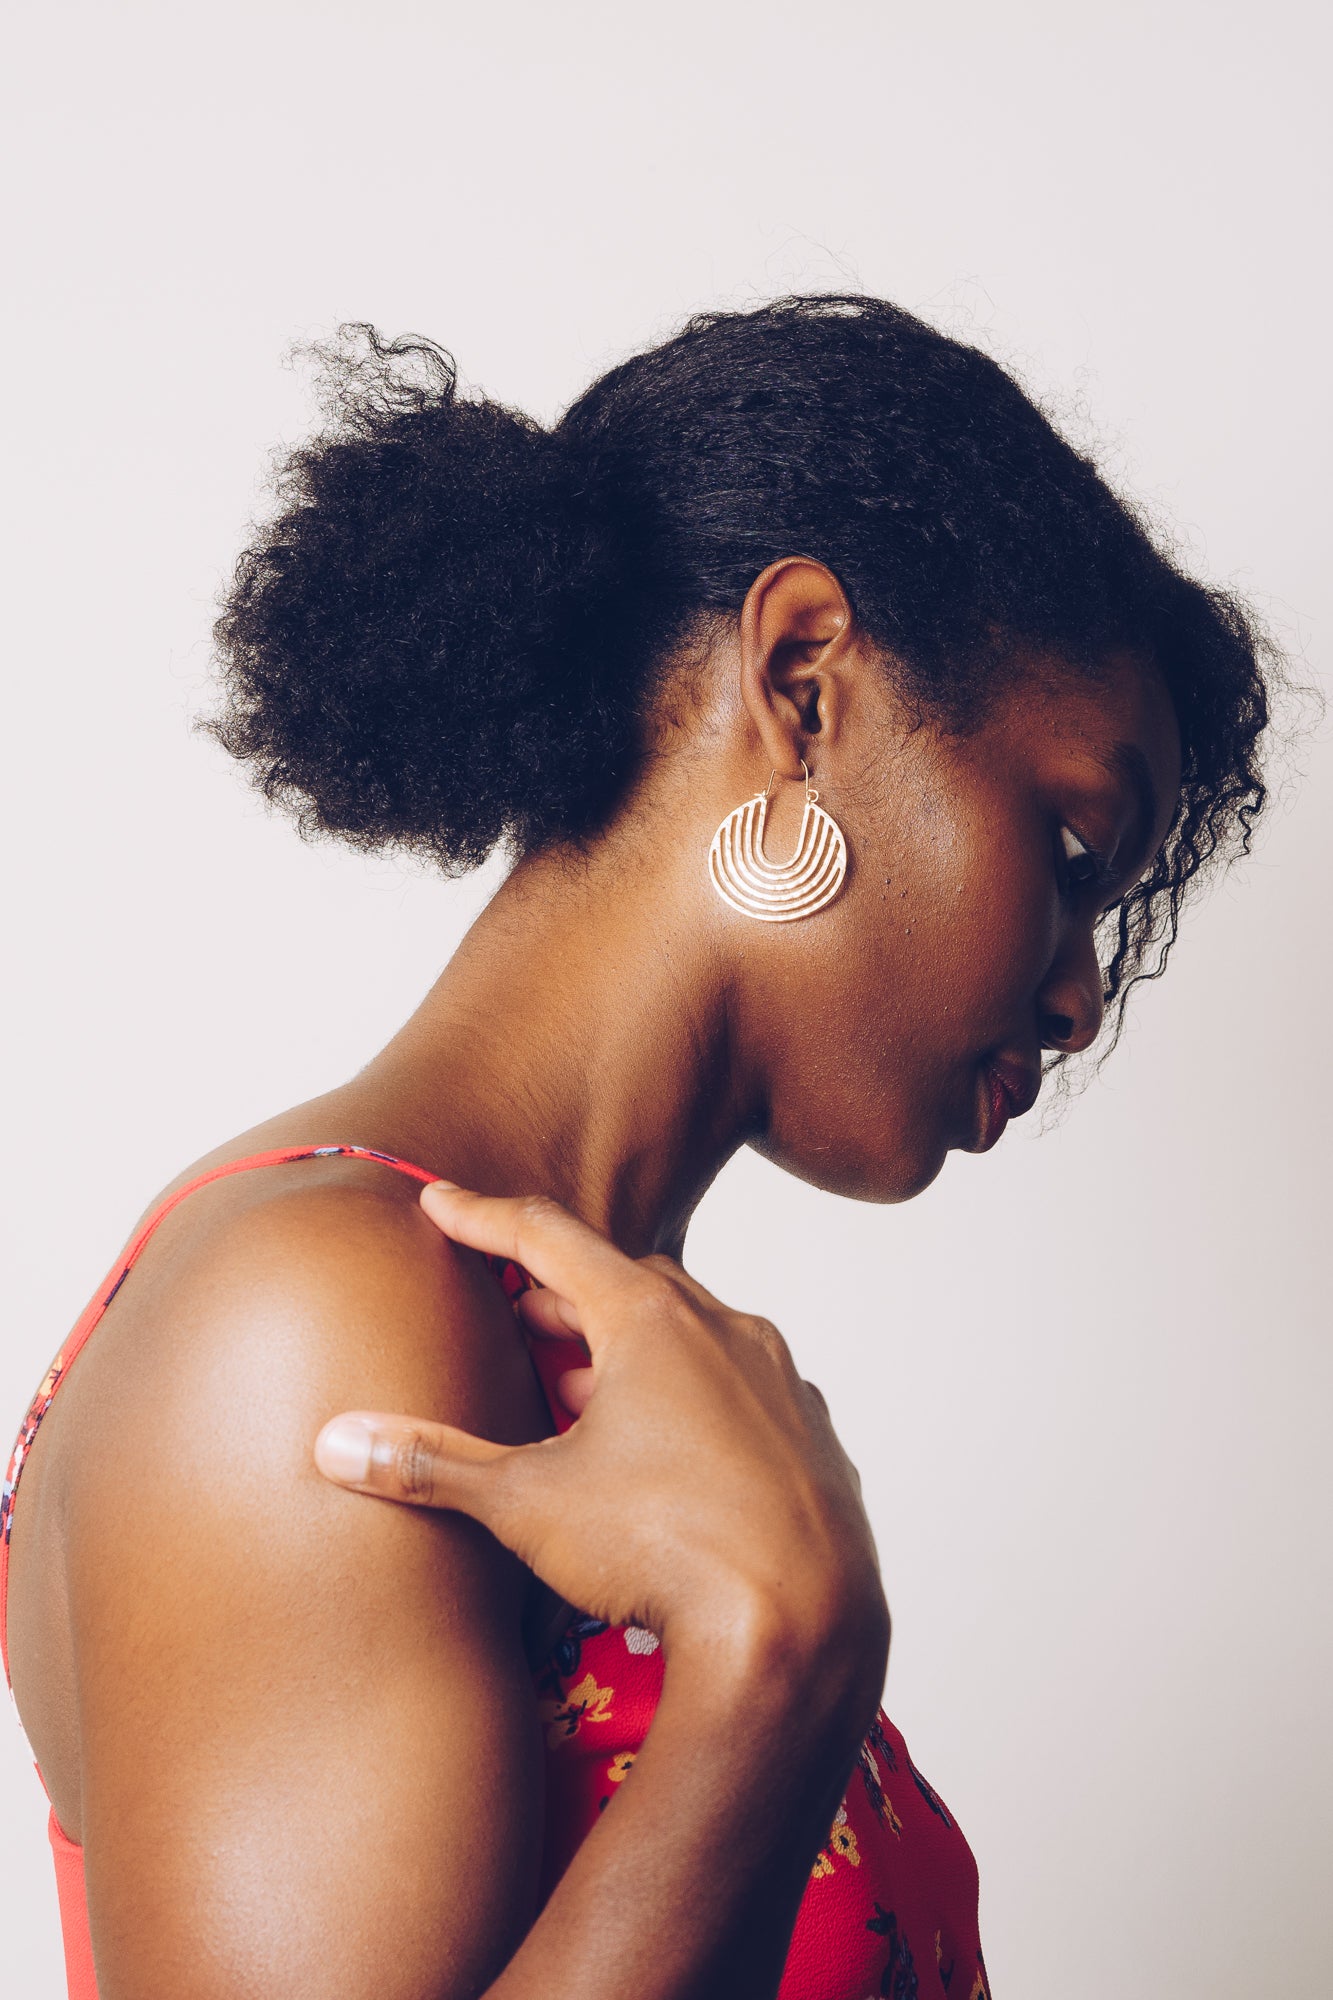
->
xmin=208 ymin=296 xmax=1272 ymax=1199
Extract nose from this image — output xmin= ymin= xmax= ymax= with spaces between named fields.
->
xmin=1037 ymin=924 xmax=1106 ymax=1055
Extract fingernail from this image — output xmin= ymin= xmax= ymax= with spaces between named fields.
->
xmin=422 ymin=1179 xmax=459 ymax=1196
xmin=316 ymin=1416 xmax=374 ymax=1484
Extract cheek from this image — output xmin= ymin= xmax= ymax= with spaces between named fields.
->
xmin=755 ymin=807 xmax=1055 ymax=1199
xmin=857 ymin=811 xmax=1054 ymax=1055
xmin=939 ymin=865 xmax=1054 ymax=1028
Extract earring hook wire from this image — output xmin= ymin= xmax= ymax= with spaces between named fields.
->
xmin=762 ymin=759 xmax=815 ymax=802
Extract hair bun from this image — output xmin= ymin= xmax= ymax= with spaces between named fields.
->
xmin=207 ymin=324 xmax=631 ymax=869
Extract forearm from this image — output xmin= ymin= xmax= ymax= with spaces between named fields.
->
xmin=487 ymin=1619 xmax=885 ymax=2000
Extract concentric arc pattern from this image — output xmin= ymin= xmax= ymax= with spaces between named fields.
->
xmin=708 ymin=792 xmax=847 ymax=922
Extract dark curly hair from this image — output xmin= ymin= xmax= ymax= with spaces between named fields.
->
xmin=207 ymin=296 xmax=1274 ymax=1042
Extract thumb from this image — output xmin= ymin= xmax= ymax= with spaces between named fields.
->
xmin=315 ymin=1409 xmax=513 ymax=1517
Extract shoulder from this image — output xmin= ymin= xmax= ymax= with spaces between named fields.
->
xmin=85 ymin=1160 xmax=548 ymax=1461
xmin=59 ymin=1161 xmax=553 ymax=1630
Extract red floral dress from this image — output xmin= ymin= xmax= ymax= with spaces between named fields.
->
xmin=2 ymin=1146 xmax=992 ymax=2000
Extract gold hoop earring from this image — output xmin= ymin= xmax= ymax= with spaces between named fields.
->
xmin=707 ymin=761 xmax=848 ymax=923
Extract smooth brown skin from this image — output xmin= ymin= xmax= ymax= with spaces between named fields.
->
xmin=6 ymin=560 xmax=1181 ymax=1999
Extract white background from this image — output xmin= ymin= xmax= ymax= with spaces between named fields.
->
xmin=2 ymin=3 xmax=1329 ymax=1994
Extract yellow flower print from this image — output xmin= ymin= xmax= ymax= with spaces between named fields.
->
xmin=606 ymin=1751 xmax=636 ymax=1784
xmin=539 ymin=1670 xmax=615 ymax=1748
xmin=809 ymin=1800 xmax=861 ymax=1879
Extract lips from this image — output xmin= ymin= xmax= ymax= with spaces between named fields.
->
xmin=968 ymin=1053 xmax=1042 ymax=1153
xmin=986 ymin=1055 xmax=1043 ymax=1122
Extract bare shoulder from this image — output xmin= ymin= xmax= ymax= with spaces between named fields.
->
xmin=65 ymin=1160 xmax=553 ymax=1499
xmin=8 ymin=1162 xmax=555 ymax=1850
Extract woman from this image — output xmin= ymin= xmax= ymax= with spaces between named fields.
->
xmin=1 ymin=297 xmax=1270 ymax=2000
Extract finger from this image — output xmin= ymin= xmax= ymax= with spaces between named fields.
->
xmin=553 ymin=1366 xmax=596 ymax=1417
xmin=315 ymin=1409 xmax=515 ymax=1519
xmin=419 ymin=1184 xmax=643 ymax=1339
xmin=514 ymin=1284 xmax=587 ymax=1342
xmin=637 ymin=1252 xmax=725 ymax=1315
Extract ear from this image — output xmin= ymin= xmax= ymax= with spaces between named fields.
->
xmin=736 ymin=558 xmax=855 ymax=783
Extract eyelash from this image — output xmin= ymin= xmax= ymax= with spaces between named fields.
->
xmin=1058 ymin=824 xmax=1112 ymax=897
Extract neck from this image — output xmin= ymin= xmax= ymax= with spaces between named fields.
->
xmin=340 ymin=839 xmax=758 ymax=1258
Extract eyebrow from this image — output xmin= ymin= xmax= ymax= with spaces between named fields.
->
xmin=1099 ymin=741 xmax=1162 ymax=881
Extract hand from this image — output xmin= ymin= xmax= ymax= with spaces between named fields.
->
xmin=315 ymin=1185 xmax=889 ymax=1673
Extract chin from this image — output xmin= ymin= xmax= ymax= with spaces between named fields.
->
xmin=753 ymin=1129 xmax=949 ymax=1206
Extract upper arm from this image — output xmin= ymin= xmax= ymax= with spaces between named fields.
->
xmin=67 ymin=1185 xmax=552 ymax=2000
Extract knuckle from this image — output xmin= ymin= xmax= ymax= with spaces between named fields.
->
xmin=743 ymin=1313 xmax=785 ymax=1352
xmin=639 ymin=1252 xmax=682 ymax=1280
xmin=631 ymin=1257 xmax=688 ymax=1310
xmin=392 ymin=1430 xmax=441 ymax=1504
xmin=631 ymin=1275 xmax=686 ymax=1330
xmin=517 ymin=1192 xmax=562 ymax=1230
